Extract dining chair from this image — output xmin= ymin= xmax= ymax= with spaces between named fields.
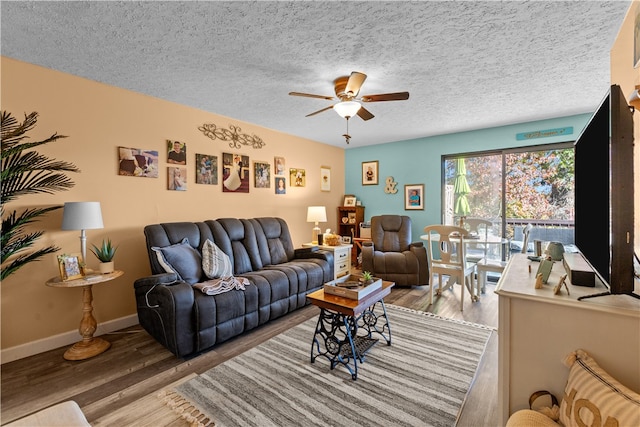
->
xmin=462 ymin=218 xmax=493 ymax=263
xmin=466 ymin=218 xmax=507 ymax=295
xmin=423 ymin=225 xmax=477 ymax=311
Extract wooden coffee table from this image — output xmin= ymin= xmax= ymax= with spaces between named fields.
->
xmin=306 ymin=280 xmax=394 ymax=380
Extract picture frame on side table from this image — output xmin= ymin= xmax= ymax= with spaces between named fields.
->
xmin=344 ymin=195 xmax=357 ymax=207
xmin=58 ymin=254 xmax=84 ymax=281
xmin=404 ymin=184 xmax=424 ymax=210
xmin=362 ymin=160 xmax=378 ymax=185
xmin=320 ymin=166 xmax=331 ymax=192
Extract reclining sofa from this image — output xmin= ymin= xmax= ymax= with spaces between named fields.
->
xmin=134 ymin=217 xmax=333 ymax=357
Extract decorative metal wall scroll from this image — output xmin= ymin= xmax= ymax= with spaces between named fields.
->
xmin=198 ymin=123 xmax=266 ymax=149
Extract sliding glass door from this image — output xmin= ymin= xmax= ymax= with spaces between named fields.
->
xmin=443 ymin=143 xmax=575 ymax=258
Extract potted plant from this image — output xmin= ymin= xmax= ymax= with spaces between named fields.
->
xmin=90 ymin=239 xmax=118 ymax=274
xmin=361 ymin=271 xmax=374 ymax=285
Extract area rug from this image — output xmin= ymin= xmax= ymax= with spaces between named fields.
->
xmin=159 ymin=305 xmax=493 ymax=427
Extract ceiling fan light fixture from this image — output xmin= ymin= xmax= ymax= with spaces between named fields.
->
xmin=333 ymin=101 xmax=361 ymax=118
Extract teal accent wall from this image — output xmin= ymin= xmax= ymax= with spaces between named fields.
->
xmin=345 ymin=113 xmax=592 ymax=240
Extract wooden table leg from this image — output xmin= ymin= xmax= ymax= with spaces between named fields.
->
xmin=63 ymin=285 xmax=111 ymax=361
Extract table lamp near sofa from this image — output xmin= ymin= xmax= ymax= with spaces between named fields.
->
xmin=307 ymin=206 xmax=327 ymax=244
xmin=61 ymin=201 xmax=104 ymax=262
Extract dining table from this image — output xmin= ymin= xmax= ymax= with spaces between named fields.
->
xmin=419 ymin=233 xmax=510 ymax=260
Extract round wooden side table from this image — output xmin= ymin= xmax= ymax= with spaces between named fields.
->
xmin=46 ymin=270 xmax=123 ymax=361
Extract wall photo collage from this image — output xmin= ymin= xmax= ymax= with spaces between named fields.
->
xmin=117 ymin=140 xmax=329 ymax=195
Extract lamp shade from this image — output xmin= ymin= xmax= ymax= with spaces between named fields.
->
xmin=307 ymin=206 xmax=327 ymax=223
xmin=333 ymin=101 xmax=361 ymax=118
xmin=61 ymin=202 xmax=104 ymax=230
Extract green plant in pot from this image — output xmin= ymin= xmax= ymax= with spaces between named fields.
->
xmin=361 ymin=271 xmax=374 ymax=285
xmin=90 ymin=239 xmax=118 ymax=274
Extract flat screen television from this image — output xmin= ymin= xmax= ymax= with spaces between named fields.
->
xmin=574 ymin=84 xmax=636 ymax=298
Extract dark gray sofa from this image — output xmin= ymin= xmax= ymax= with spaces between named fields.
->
xmin=134 ymin=217 xmax=333 ymax=357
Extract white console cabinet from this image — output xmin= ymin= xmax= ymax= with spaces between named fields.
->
xmin=302 ymin=243 xmax=352 ymax=280
xmin=495 ymin=254 xmax=640 ymax=425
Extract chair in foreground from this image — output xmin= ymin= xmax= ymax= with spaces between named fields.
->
xmin=361 ymin=215 xmax=429 ymax=286
xmin=423 ymin=224 xmax=477 ymax=311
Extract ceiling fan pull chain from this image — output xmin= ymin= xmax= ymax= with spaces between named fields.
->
xmin=343 ymin=118 xmax=351 ymax=144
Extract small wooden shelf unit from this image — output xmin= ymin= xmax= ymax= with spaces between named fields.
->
xmin=337 ymin=206 xmax=365 ymax=240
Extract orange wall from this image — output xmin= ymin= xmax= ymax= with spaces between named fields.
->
xmin=610 ymin=1 xmax=640 ymax=256
xmin=1 ymin=57 xmax=345 ymax=354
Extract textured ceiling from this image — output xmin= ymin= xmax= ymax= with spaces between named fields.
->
xmin=1 ymin=1 xmax=631 ymax=148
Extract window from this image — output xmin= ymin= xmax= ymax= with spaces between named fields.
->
xmin=443 ymin=143 xmax=575 ymax=257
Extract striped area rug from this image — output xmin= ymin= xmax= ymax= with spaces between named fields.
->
xmin=159 ymin=305 xmax=493 ymax=427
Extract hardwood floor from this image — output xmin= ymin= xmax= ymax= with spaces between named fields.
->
xmin=1 ymin=279 xmax=500 ymax=426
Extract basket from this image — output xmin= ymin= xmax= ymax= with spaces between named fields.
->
xmin=324 ymin=234 xmax=341 ymax=246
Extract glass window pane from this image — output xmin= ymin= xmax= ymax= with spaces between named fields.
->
xmin=444 ymin=154 xmax=503 ymax=227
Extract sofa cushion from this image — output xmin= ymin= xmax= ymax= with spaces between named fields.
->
xmin=151 ymin=238 xmax=202 ymax=284
xmin=559 ymin=349 xmax=640 ymax=427
xmin=202 ymin=239 xmax=233 ymax=279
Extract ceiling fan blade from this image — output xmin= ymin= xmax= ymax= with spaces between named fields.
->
xmin=305 ymin=105 xmax=334 ymax=117
xmin=289 ymin=92 xmax=334 ymax=101
xmin=357 ymin=106 xmax=375 ymax=121
xmin=344 ymin=72 xmax=367 ymax=97
xmin=361 ymin=92 xmax=410 ymax=102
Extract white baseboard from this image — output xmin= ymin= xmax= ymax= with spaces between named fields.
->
xmin=1 ymin=314 xmax=139 ymax=364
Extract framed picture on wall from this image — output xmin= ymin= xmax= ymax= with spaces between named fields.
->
xmin=634 ymin=9 xmax=640 ymax=68
xmin=362 ymin=160 xmax=378 ymax=185
xmin=196 ymin=153 xmax=217 ymax=185
xmin=254 ymin=161 xmax=271 ymax=188
xmin=222 ymin=153 xmax=249 ymax=193
xmin=404 ymin=184 xmax=424 ymax=210
xmin=290 ymin=168 xmax=306 ymax=187
xmin=274 ymin=156 xmax=285 ymax=176
xmin=167 ymin=140 xmax=187 ymax=165
xmin=320 ymin=166 xmax=331 ymax=192
xmin=275 ymin=176 xmax=286 ymax=194
xmin=168 ymin=167 xmax=187 ymax=191
xmin=118 ymin=147 xmax=158 ymax=178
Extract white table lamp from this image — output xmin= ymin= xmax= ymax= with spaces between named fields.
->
xmin=307 ymin=206 xmax=327 ymax=244
xmin=62 ymin=202 xmax=104 ymax=262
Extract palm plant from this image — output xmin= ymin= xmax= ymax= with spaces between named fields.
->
xmin=1 ymin=111 xmax=80 ymax=281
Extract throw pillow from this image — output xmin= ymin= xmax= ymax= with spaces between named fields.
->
xmin=559 ymin=349 xmax=640 ymax=427
xmin=151 ymin=238 xmax=203 ymax=284
xmin=202 ymin=239 xmax=233 ymax=279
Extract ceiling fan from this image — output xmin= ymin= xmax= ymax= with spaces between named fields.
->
xmin=289 ymin=71 xmax=409 ymax=143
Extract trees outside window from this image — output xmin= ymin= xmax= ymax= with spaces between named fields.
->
xmin=443 ymin=143 xmax=575 ymax=241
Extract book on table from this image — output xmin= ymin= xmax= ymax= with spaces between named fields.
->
xmin=324 ymin=274 xmax=382 ymax=300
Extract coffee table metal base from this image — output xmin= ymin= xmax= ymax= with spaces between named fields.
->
xmin=310 ymin=300 xmax=391 ymax=380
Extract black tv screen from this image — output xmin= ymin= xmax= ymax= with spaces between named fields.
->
xmin=574 ymin=85 xmax=634 ymax=295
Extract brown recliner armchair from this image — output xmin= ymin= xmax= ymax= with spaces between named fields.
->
xmin=361 ymin=215 xmax=429 ymax=286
